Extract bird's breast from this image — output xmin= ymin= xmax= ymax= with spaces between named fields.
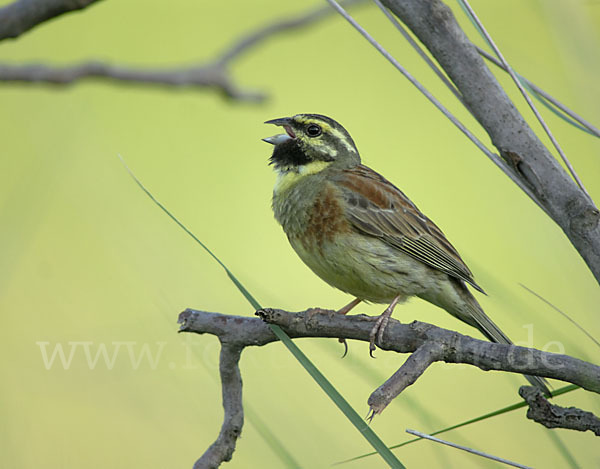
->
xmin=273 ymin=174 xmax=351 ymax=245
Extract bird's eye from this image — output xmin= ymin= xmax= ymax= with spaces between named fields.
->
xmin=306 ymin=124 xmax=322 ymax=137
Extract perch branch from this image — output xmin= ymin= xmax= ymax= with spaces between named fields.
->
xmin=379 ymin=0 xmax=600 ymax=284
xmin=178 ymin=306 xmax=600 ymax=466
xmin=0 ymin=0 xmax=103 ymax=41
xmin=519 ymin=386 xmax=600 ymax=436
xmin=0 ymin=0 xmax=365 ymax=99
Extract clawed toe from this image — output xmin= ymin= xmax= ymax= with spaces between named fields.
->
xmin=368 ymin=317 xmax=384 ymax=358
xmin=367 ymin=294 xmax=402 ymax=358
xmin=338 ymin=338 xmax=349 ymax=358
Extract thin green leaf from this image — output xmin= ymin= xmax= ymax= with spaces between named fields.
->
xmin=336 ymin=384 xmax=579 ymax=465
xmin=119 ymin=155 xmax=405 ymax=468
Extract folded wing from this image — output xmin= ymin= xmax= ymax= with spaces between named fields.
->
xmin=334 ymin=165 xmax=485 ymax=294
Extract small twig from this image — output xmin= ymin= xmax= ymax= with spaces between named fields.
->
xmin=334 ymin=384 xmax=580 ymax=466
xmin=0 ymin=0 xmax=365 ymax=100
xmin=405 ymin=429 xmax=532 ymax=468
xmin=0 ymin=0 xmax=103 ymax=41
xmin=215 ymin=0 xmax=366 ymax=67
xmin=519 ymin=386 xmax=600 ymax=436
xmin=0 ymin=62 xmax=265 ymax=100
xmin=194 ymin=344 xmax=244 ymax=469
xmin=367 ymin=342 xmax=443 ymax=417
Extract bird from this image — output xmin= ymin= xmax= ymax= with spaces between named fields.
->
xmin=263 ymin=113 xmax=549 ymax=395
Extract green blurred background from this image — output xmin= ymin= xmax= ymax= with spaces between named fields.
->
xmin=1 ymin=0 xmax=599 ymax=467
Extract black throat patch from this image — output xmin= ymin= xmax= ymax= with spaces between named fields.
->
xmin=269 ymin=138 xmax=311 ymax=170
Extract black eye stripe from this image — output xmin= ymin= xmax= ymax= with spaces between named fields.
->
xmin=306 ymin=124 xmax=322 ymax=137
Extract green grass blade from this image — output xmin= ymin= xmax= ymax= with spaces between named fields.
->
xmin=119 ymin=155 xmax=405 ymax=468
xmin=336 ymin=384 xmax=579 ymax=465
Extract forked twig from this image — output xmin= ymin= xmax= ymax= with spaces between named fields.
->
xmin=0 ymin=0 xmax=366 ymax=100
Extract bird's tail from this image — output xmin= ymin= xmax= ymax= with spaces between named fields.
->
xmin=440 ymin=281 xmax=551 ymax=396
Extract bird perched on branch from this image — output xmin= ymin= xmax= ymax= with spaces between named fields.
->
xmin=263 ymin=113 xmax=549 ymax=394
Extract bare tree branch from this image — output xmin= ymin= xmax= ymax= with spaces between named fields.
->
xmin=379 ymin=0 xmax=600 ymax=285
xmin=214 ymin=0 xmax=365 ymax=68
xmin=0 ymin=0 xmax=103 ymax=41
xmin=178 ymin=306 xmax=600 ymax=466
xmin=0 ymin=0 xmax=365 ymax=100
xmin=367 ymin=341 xmax=443 ymax=418
xmin=193 ymin=344 xmax=244 ymax=469
xmin=519 ymin=386 xmax=600 ymax=436
xmin=0 ymin=62 xmax=266 ymax=101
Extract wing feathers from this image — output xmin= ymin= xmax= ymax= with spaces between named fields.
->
xmin=335 ymin=165 xmax=485 ymax=293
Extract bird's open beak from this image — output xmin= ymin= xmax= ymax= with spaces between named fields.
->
xmin=262 ymin=117 xmax=296 ymax=145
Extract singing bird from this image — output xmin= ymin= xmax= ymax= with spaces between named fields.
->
xmin=263 ymin=113 xmax=549 ymax=394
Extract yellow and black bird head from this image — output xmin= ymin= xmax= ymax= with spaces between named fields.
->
xmin=263 ymin=114 xmax=361 ymax=172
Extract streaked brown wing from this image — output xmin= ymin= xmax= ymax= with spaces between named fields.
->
xmin=333 ymin=164 xmax=485 ymax=293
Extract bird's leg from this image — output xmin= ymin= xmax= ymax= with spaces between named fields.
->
xmin=369 ymin=294 xmax=402 ymax=357
xmin=337 ymin=297 xmax=362 ymax=315
xmin=336 ymin=298 xmax=362 ymax=357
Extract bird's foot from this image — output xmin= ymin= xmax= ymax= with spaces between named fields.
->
xmin=368 ymin=296 xmax=401 ymax=357
xmin=368 ymin=315 xmax=386 ymax=358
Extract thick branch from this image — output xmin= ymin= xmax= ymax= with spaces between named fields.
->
xmin=179 ymin=307 xmax=600 ymax=393
xmin=179 ymin=307 xmax=600 ymax=466
xmin=0 ymin=0 xmax=102 ymax=41
xmin=519 ymin=386 xmax=600 ymax=436
xmin=381 ymin=0 xmax=600 ymax=284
